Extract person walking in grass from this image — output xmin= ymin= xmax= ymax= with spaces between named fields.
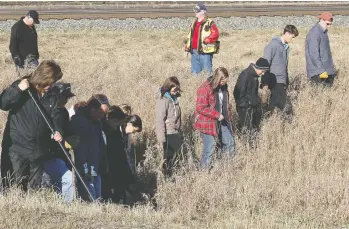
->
xmin=10 ymin=10 xmax=40 ymax=70
xmin=42 ymin=82 xmax=76 ymax=203
xmin=305 ymin=12 xmax=335 ymax=87
xmin=70 ymin=97 xmax=108 ymax=201
xmin=184 ymin=3 xmax=220 ymax=76
xmin=263 ymin=25 xmax=299 ymax=113
xmin=233 ymin=58 xmax=269 ymax=139
xmin=156 ymin=76 xmax=182 ymax=176
xmin=194 ymin=67 xmax=235 ymax=169
xmin=0 ymin=60 xmax=63 ymax=191
xmin=103 ymin=112 xmax=142 ymax=203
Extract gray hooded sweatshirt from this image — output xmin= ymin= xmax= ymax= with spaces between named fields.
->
xmin=263 ymin=37 xmax=290 ymax=85
xmin=305 ymin=23 xmax=335 ymax=78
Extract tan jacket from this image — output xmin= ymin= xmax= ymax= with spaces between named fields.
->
xmin=155 ymin=91 xmax=181 ymax=143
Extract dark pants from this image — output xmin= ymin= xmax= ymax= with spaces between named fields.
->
xmin=1 ymin=148 xmax=12 ymax=188
xmin=269 ymin=83 xmax=287 ymax=111
xmin=310 ymin=74 xmax=335 ymax=87
xmin=163 ymin=134 xmax=182 ymax=176
xmin=7 ymin=151 xmax=44 ymax=191
xmin=237 ymin=106 xmax=260 ymax=133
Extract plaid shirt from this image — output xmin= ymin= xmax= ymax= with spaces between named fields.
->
xmin=194 ymin=80 xmax=221 ymax=136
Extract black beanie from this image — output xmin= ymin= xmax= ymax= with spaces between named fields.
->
xmin=253 ymin=58 xmax=270 ymax=70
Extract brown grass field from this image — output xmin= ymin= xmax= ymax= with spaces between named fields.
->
xmin=0 ymin=25 xmax=349 ymax=228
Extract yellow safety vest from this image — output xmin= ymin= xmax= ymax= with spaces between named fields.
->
xmin=186 ymin=18 xmax=219 ymax=54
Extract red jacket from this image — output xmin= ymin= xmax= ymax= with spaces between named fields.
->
xmin=194 ymin=80 xmax=220 ymax=136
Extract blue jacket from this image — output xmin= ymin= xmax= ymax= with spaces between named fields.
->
xmin=70 ymin=110 xmax=106 ymax=175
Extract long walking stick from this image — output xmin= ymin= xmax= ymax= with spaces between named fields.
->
xmin=27 ymin=89 xmax=94 ymax=202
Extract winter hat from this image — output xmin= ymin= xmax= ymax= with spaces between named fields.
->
xmin=253 ymin=58 xmax=270 ymax=70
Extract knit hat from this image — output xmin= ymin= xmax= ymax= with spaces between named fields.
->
xmin=253 ymin=58 xmax=270 ymax=70
xmin=317 ymin=12 xmax=333 ymax=22
xmin=194 ymin=3 xmax=207 ymax=13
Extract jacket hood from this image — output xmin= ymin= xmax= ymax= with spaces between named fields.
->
xmin=156 ymin=87 xmax=179 ymax=104
xmin=271 ymin=36 xmax=288 ymax=49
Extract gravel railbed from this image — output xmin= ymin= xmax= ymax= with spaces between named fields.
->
xmin=0 ymin=15 xmax=348 ymax=32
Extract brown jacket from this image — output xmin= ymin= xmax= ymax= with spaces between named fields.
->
xmin=155 ymin=91 xmax=181 ymax=143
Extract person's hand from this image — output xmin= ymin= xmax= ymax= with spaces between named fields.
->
xmin=52 ymin=131 xmax=63 ymax=142
xmin=319 ymin=72 xmax=329 ymax=79
xmin=18 ymin=79 xmax=29 ymax=91
xmin=184 ymin=44 xmax=189 ymax=52
xmin=13 ymin=55 xmax=22 ymax=66
xmin=203 ymin=37 xmax=210 ymax=44
xmin=218 ymin=114 xmax=224 ymax=121
xmin=260 ymin=88 xmax=270 ymax=104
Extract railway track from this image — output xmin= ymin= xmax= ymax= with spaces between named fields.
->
xmin=0 ymin=3 xmax=348 ymax=20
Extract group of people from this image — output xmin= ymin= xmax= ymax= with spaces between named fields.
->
xmin=0 ymin=60 xmax=143 ymax=203
xmin=0 ymin=4 xmax=336 ymax=203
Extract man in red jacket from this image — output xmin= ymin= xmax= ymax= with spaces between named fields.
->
xmin=185 ymin=3 xmax=219 ymax=76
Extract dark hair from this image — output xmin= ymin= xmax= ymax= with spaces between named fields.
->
xmin=119 ymin=104 xmax=132 ymax=115
xmin=124 ymin=115 xmax=142 ymax=132
xmin=160 ymin=76 xmax=181 ymax=98
xmin=283 ymin=25 xmax=299 ymax=37
xmin=74 ymin=101 xmax=87 ymax=111
xmin=92 ymin=94 xmax=109 ymax=105
xmin=209 ymin=67 xmax=229 ymax=91
xmin=76 ymin=98 xmax=102 ymax=119
xmin=108 ymin=105 xmax=127 ymax=121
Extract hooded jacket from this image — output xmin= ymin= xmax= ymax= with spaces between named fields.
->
xmin=156 ymin=89 xmax=181 ymax=143
xmin=263 ymin=37 xmax=290 ymax=85
xmin=0 ymin=80 xmax=62 ymax=159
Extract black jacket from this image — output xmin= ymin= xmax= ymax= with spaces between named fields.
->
xmin=49 ymin=107 xmax=72 ymax=166
xmin=103 ymin=119 xmax=134 ymax=187
xmin=70 ymin=109 xmax=107 ymax=175
xmin=0 ymin=80 xmax=62 ymax=159
xmin=233 ymin=64 xmax=260 ymax=108
xmin=9 ymin=17 xmax=39 ymax=65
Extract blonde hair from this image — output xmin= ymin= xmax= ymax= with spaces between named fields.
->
xmin=209 ymin=67 xmax=229 ymax=91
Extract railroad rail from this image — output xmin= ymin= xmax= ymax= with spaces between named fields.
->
xmin=0 ymin=3 xmax=348 ymax=20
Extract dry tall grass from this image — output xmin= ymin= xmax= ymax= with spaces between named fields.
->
xmin=0 ymin=26 xmax=348 ymax=228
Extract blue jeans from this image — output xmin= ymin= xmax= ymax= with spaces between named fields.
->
xmin=78 ymin=175 xmax=101 ymax=201
xmin=43 ymin=159 xmax=74 ymax=203
xmin=200 ymin=125 xmax=235 ymax=168
xmin=191 ymin=49 xmax=213 ymax=75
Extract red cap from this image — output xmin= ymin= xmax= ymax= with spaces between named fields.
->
xmin=317 ymin=12 xmax=333 ymax=21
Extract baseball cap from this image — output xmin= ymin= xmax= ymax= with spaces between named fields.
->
xmin=193 ymin=3 xmax=207 ymax=13
xmin=27 ymin=10 xmax=40 ymax=24
xmin=52 ymin=83 xmax=75 ymax=98
xmin=317 ymin=12 xmax=333 ymax=22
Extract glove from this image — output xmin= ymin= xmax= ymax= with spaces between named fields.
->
xmin=319 ymin=72 xmax=329 ymax=79
xmin=13 ymin=55 xmax=22 ymax=66
xmin=64 ymin=141 xmax=72 ymax=150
